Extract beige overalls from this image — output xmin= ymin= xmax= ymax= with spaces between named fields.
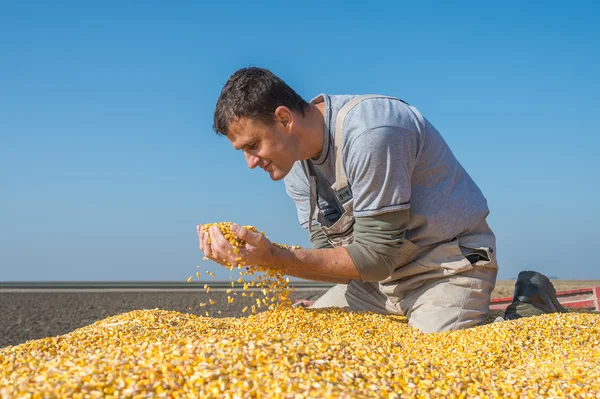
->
xmin=305 ymin=95 xmax=499 ymax=333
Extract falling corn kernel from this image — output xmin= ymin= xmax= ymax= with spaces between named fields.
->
xmin=209 ymin=299 xmax=215 ymax=305
xmin=199 ymin=303 xmax=206 ymax=307
xmin=187 ymin=276 xmax=193 ymax=283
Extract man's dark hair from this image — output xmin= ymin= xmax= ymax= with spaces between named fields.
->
xmin=213 ymin=67 xmax=309 ymax=135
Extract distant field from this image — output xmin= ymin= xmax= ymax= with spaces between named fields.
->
xmin=491 ymin=280 xmax=600 ymax=299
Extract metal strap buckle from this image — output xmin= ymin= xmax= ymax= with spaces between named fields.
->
xmin=335 ymin=186 xmax=353 ymax=204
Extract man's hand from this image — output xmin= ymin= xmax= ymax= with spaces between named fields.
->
xmin=197 ymin=223 xmax=360 ymax=284
xmin=197 ymin=223 xmax=280 ymax=268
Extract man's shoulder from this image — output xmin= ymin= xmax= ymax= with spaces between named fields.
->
xmin=326 ymin=94 xmax=424 ymax=143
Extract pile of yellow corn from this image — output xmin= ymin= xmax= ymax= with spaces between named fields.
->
xmin=2 ymin=222 xmax=599 ymax=398
xmin=2 ymin=308 xmax=599 ymax=398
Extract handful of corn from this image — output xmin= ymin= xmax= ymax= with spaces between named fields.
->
xmin=190 ymin=222 xmax=301 ymax=314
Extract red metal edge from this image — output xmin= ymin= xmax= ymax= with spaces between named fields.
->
xmin=549 ymin=287 xmax=597 ymax=296
xmin=560 ymin=300 xmax=595 ymax=309
xmin=296 ymin=286 xmax=600 ymax=311
xmin=490 ymin=286 xmax=597 ymax=304
xmin=489 ymin=297 xmax=514 ymax=304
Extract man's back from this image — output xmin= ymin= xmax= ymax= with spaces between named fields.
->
xmin=284 ymin=94 xmax=489 ymax=247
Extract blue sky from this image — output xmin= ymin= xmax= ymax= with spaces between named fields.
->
xmin=1 ymin=1 xmax=599 ymax=281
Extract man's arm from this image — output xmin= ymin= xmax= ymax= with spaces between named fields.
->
xmin=272 ymin=246 xmax=359 ymax=284
xmin=293 ymin=226 xmax=354 ymax=283
xmin=271 ymin=209 xmax=412 ymax=283
xmin=202 ymin=210 xmax=413 ymax=285
xmin=309 ymin=225 xmax=332 ymax=249
xmin=201 ymin=223 xmax=359 ymax=284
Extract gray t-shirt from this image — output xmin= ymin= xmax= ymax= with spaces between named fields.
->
xmin=284 ymin=94 xmax=489 ymax=249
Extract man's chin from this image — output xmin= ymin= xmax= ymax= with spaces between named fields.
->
xmin=268 ymin=168 xmax=289 ymax=181
xmin=269 ymin=172 xmax=285 ymax=181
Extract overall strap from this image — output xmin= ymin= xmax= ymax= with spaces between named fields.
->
xmin=306 ymin=94 xmax=404 ymax=233
xmin=331 ymin=95 xmax=400 ymax=194
xmin=302 ymin=160 xmax=319 ymax=234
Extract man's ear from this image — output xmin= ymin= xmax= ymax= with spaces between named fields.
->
xmin=274 ymin=106 xmax=292 ymax=128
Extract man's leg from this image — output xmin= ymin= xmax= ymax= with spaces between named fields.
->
xmin=310 ymin=280 xmax=398 ymax=315
xmin=399 ymin=265 xmax=498 ymax=333
xmin=390 ymin=218 xmax=499 ymax=333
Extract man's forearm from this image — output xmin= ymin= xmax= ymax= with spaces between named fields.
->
xmin=270 ymin=246 xmax=361 ymax=284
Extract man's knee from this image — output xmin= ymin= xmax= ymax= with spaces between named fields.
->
xmin=310 ymin=284 xmax=349 ymax=309
xmin=310 ymin=280 xmax=392 ymax=314
xmin=404 ymin=267 xmax=497 ymax=333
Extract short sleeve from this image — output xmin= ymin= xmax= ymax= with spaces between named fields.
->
xmin=345 ymin=125 xmax=418 ymax=217
xmin=283 ymin=162 xmax=312 ymax=229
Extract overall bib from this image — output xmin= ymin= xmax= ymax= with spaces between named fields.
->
xmin=306 ymin=95 xmax=499 ymax=333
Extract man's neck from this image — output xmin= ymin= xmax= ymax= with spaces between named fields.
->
xmin=299 ymin=102 xmax=326 ymax=160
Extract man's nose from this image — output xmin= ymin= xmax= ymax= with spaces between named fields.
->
xmin=244 ymin=152 xmax=260 ymax=169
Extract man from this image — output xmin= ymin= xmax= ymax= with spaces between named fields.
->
xmin=199 ymin=67 xmax=565 ymax=333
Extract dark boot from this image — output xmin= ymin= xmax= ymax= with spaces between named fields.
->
xmin=504 ymin=271 xmax=568 ymax=320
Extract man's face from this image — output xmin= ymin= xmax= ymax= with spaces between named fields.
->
xmin=226 ymin=117 xmax=297 ymax=181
